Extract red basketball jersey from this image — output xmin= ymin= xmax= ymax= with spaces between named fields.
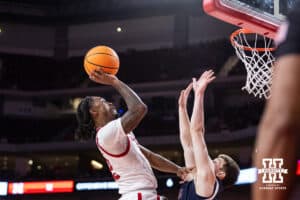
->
xmin=96 ymin=118 xmax=157 ymax=195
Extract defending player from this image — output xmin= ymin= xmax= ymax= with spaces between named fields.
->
xmin=178 ymin=70 xmax=240 ymax=200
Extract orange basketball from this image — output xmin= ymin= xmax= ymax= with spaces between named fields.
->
xmin=84 ymin=46 xmax=120 ymax=76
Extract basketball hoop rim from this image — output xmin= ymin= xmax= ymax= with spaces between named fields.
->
xmin=230 ymin=28 xmax=276 ymax=52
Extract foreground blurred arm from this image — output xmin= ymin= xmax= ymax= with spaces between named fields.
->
xmin=253 ymin=6 xmax=300 ymax=199
xmin=253 ymin=55 xmax=300 ymax=200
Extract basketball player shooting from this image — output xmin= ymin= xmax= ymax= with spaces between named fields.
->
xmin=76 ymin=69 xmax=190 ymax=200
xmin=178 ymin=70 xmax=240 ymax=200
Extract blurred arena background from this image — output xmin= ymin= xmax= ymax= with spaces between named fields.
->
xmin=0 ymin=0 xmax=299 ymax=199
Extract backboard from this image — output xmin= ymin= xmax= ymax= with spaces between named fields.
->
xmin=203 ymin=0 xmax=296 ymax=38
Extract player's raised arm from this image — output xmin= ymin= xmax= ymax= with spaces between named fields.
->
xmin=90 ymin=69 xmax=147 ymax=134
xmin=190 ymin=70 xmax=215 ymax=135
xmin=178 ymin=83 xmax=196 ymax=168
xmin=190 ymin=70 xmax=216 ymax=196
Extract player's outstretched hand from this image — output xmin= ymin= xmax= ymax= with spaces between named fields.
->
xmin=178 ymin=82 xmax=193 ymax=109
xmin=89 ymin=68 xmax=118 ymax=85
xmin=192 ymin=69 xmax=215 ymax=95
xmin=177 ymin=166 xmax=194 ymax=182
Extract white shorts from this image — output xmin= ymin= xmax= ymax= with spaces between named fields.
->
xmin=119 ymin=189 xmax=166 ymax=200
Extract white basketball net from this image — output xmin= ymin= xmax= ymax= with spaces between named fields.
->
xmin=231 ymin=29 xmax=276 ymax=99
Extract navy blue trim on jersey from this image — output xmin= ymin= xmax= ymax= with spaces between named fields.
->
xmin=178 ymin=179 xmax=223 ymax=200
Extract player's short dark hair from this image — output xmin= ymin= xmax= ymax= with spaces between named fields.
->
xmin=218 ymin=154 xmax=240 ymax=187
xmin=75 ymin=96 xmax=96 ymax=140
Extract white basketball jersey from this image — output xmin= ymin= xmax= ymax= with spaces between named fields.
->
xmin=96 ymin=118 xmax=157 ymax=195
